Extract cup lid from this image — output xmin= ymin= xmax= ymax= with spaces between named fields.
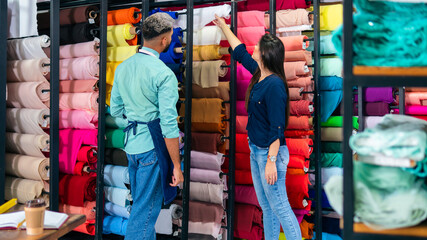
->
xmin=25 ymin=199 xmax=46 ymax=208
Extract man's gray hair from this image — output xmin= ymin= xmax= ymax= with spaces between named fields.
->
xmin=142 ymin=12 xmax=175 ymax=41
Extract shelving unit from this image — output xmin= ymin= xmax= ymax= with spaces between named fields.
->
xmin=0 ymin=0 xmax=7 ymax=205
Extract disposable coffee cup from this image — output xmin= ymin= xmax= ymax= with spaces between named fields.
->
xmin=24 ymin=199 xmax=46 ymax=235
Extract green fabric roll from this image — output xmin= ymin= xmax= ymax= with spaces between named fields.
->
xmin=321 ymin=116 xmax=359 ymax=129
xmin=320 ymin=57 xmax=342 ymax=77
xmin=106 ymin=128 xmax=125 ymax=149
xmin=106 ymin=114 xmax=128 ymax=129
xmin=321 ymin=153 xmax=342 ymax=168
xmin=321 ymin=142 xmax=342 ymax=153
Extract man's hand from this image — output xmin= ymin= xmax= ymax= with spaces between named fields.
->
xmin=170 ymin=167 xmax=184 ymax=187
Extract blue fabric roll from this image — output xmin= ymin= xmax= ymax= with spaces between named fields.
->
xmin=149 ymin=8 xmax=178 ymax=19
xmin=103 ymin=215 xmax=128 ymax=236
xmin=104 ymin=186 xmax=131 ymax=208
xmin=104 ymin=165 xmax=130 ymax=189
xmin=313 ymin=231 xmax=343 ymax=240
xmin=160 ymin=28 xmax=183 ymax=64
xmin=320 ymin=76 xmax=343 ymax=122
xmin=165 ymin=63 xmax=184 ymax=82
xmin=309 ymin=189 xmax=332 ymax=209
xmin=105 ymin=201 xmax=130 ymax=219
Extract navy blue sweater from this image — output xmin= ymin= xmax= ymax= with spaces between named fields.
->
xmin=232 ymin=44 xmax=288 ymax=148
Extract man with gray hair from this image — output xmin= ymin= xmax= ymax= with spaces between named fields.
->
xmin=110 ymin=12 xmax=184 ymax=240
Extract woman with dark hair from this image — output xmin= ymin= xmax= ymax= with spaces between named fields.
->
xmin=214 ymin=15 xmax=302 ymax=240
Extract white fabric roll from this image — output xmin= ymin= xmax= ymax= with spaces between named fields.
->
xmin=6 ymin=132 xmax=49 ymax=157
xmin=183 ymin=26 xmax=227 ymax=46
xmin=104 ymin=186 xmax=131 ymax=208
xmin=174 ymin=4 xmax=231 ymax=31
xmin=7 ymin=35 xmax=50 ymax=60
xmin=6 ymin=108 xmax=50 ymax=135
xmin=365 ymin=116 xmax=384 ymax=129
xmin=7 ymin=0 xmax=38 ymax=38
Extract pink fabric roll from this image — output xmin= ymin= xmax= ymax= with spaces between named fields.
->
xmin=289 ymin=87 xmax=304 ymax=100
xmin=265 ymin=9 xmax=311 ymax=29
xmin=284 ymin=61 xmax=309 ymax=80
xmin=190 ymin=168 xmax=223 ymax=184
xmin=393 ymin=106 xmax=427 ymax=115
xmin=406 ymin=92 xmax=427 ymax=106
xmin=237 ymin=79 xmax=250 ymax=101
xmin=59 ymin=92 xmax=99 ymax=111
xmin=59 ymin=129 xmax=98 ymax=174
xmin=59 ymin=201 xmax=96 ymax=221
xmin=190 ymin=151 xmax=224 ymax=171
xmin=235 ymin=185 xmax=260 ymax=208
xmin=59 ymin=79 xmax=98 ymax=93
xmin=287 ymin=77 xmax=312 ymax=88
xmin=59 ymin=110 xmax=98 ymax=129
xmin=293 ymin=209 xmax=309 ymax=224
xmin=280 ymin=35 xmax=309 ymax=51
xmin=290 ymin=100 xmax=313 ymax=116
xmin=59 ymin=56 xmax=99 ymax=80
xmin=237 ymin=11 xmax=266 ymax=28
xmin=237 ymin=64 xmax=253 ymax=81
xmin=237 ymin=100 xmax=248 ymax=116
xmin=6 ymin=81 xmax=50 ymax=109
xmin=236 ymin=116 xmax=248 ymax=134
xmin=285 ymin=50 xmax=312 ymax=64
xmin=45 ymin=41 xmax=99 ymax=59
xmin=237 ymin=26 xmax=265 ymax=46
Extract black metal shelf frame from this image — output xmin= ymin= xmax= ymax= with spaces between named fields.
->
xmin=0 ymin=0 xmax=7 ymax=205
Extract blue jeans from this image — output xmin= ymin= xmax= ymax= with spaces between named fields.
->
xmin=249 ymin=140 xmax=302 ymax=240
xmin=125 ymin=149 xmax=162 ymax=240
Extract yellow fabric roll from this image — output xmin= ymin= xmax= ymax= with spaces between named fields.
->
xmin=5 ymin=176 xmax=44 ymax=204
xmin=107 ymin=23 xmax=137 ymax=47
xmin=106 ymin=84 xmax=113 ymax=106
xmin=106 ymin=62 xmax=122 ymax=86
xmin=193 ymin=45 xmax=223 ymax=61
xmin=320 ymin=4 xmax=343 ymax=31
xmin=107 ymin=46 xmax=139 ymax=62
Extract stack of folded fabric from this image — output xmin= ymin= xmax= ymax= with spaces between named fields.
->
xmin=237 ymin=0 xmax=310 ymax=12
xmin=395 ymin=88 xmax=427 ymax=124
xmin=325 ymin=115 xmax=427 ymax=229
xmin=269 ymin=9 xmax=313 ymax=37
xmin=236 ymin=10 xmax=266 ymax=55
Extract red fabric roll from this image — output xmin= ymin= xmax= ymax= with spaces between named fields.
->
xmin=238 ymin=0 xmax=310 ymax=11
xmin=286 ymin=138 xmax=313 ymax=158
xmin=290 ymin=100 xmax=313 ymax=116
xmin=235 ymin=153 xmax=251 ymax=171
xmin=285 ymin=130 xmax=314 ymax=138
xmin=234 ymin=203 xmax=263 ymax=240
xmin=289 ymin=155 xmax=310 ymax=170
xmin=236 ymin=133 xmax=250 ymax=154
xmin=235 ymin=185 xmax=260 ymax=208
xmin=237 ymin=101 xmax=248 ymax=116
xmin=288 ymin=116 xmax=312 ymax=130
xmin=59 ymin=174 xmax=97 ymax=207
xmin=224 ymin=169 xmax=253 ymax=185
xmin=237 ymin=79 xmax=250 ymax=101
xmin=73 ymin=161 xmax=88 ymax=176
xmin=286 ymin=173 xmax=310 ymax=208
xmin=414 ymin=116 xmax=427 ymax=121
xmin=77 ymin=146 xmax=97 ymax=169
xmin=236 ymin=116 xmax=248 ymax=134
xmin=74 ymin=220 xmax=95 ymax=235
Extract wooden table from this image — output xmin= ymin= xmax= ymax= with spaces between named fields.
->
xmin=0 ymin=214 xmax=86 ymax=240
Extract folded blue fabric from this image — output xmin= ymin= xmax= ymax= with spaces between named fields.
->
xmin=319 ymin=76 xmax=343 ymax=91
xmin=149 ymin=8 xmax=178 ymax=19
xmin=320 ymin=90 xmax=342 ymax=122
xmin=160 ymin=28 xmax=183 ymax=64
xmin=104 ymin=165 xmax=130 ymax=189
xmin=309 ymin=189 xmax=332 ymax=209
xmin=105 ymin=201 xmax=130 ymax=219
xmin=103 ymin=215 xmax=128 ymax=236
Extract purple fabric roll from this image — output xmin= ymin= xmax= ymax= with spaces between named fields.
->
xmin=293 ymin=209 xmax=309 ymax=224
xmin=237 ymin=101 xmax=247 ymax=116
xmin=190 ymin=168 xmax=222 ymax=184
xmin=190 ymin=151 xmax=224 ymax=171
xmin=353 ymin=102 xmax=390 ymax=116
xmin=237 ymin=80 xmax=250 ymax=101
xmin=354 ymin=87 xmax=394 ymax=103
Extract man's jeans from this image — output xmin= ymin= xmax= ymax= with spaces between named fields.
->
xmin=249 ymin=140 xmax=302 ymax=240
xmin=125 ymin=149 xmax=162 ymax=240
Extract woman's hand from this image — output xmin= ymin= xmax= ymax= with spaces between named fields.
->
xmin=213 ymin=14 xmax=228 ymax=30
xmin=265 ymin=161 xmax=278 ymax=185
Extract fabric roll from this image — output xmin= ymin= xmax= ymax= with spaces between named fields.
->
xmin=279 ymin=35 xmax=309 ymax=51
xmin=185 ymin=221 xmax=222 ymax=239
xmin=155 ymin=209 xmax=173 ymax=235
xmin=354 ymin=102 xmax=390 ymax=116
xmin=60 ymin=56 xmax=99 ymax=80
xmin=237 ymin=80 xmax=250 ymax=101
xmin=4 ymin=176 xmax=44 ymax=204
xmin=107 ymin=23 xmax=138 ymax=47
xmin=104 ymin=165 xmax=130 ymax=189
xmin=321 ymin=153 xmax=343 ymax=168
xmin=175 ymin=200 xmax=223 ymax=224
xmin=103 ymin=215 xmax=128 ymax=236
xmin=286 ymin=173 xmax=310 ymax=208
xmin=45 ymin=40 xmax=100 ymax=59
xmin=73 ymin=162 xmax=92 ymax=176
xmin=74 ymin=221 xmax=95 ymax=236
xmin=59 ymin=79 xmax=98 ymax=93
xmin=59 ymin=129 xmax=98 ymax=174
xmin=322 ymin=116 xmax=359 ymax=129
xmin=190 ymin=60 xmax=228 ymax=88
xmin=7 ymin=58 xmax=50 ymax=82
xmin=105 ymin=148 xmax=128 ymax=167
xmin=190 ymin=26 xmax=226 ymax=46
xmin=191 ymin=151 xmax=224 ymax=171
xmin=224 ymin=153 xmax=251 ymax=171
xmin=320 ymin=4 xmax=343 ymax=31
xmin=405 ymin=87 xmax=427 ymax=92
xmin=38 ymin=5 xmax=99 ymax=29
xmin=285 ymin=130 xmax=314 ymax=138
xmin=149 ymin=8 xmax=178 ymax=19
xmin=392 ymin=106 xmax=427 ymax=115
xmin=290 ymin=100 xmax=313 ymax=116
xmin=309 ymin=167 xmax=343 ymax=186
xmin=193 ymin=45 xmax=223 ymax=61
xmin=321 ymin=91 xmax=343 ymax=122
xmin=266 ymin=9 xmax=310 ymax=28
xmin=236 ymin=133 xmax=250 ymax=154
xmin=106 ymin=114 xmax=128 ymax=129
xmin=191 ymin=133 xmax=226 ymax=154
xmin=236 ymin=100 xmax=248 ymax=116
xmin=59 ymin=201 xmax=96 ymax=221
xmin=189 ymin=182 xmax=225 ymax=205
xmin=107 ymin=46 xmax=139 ymax=62
xmin=160 ymin=28 xmax=183 ymax=64
xmin=287 ymin=77 xmax=312 ymax=88
xmin=300 ymin=219 xmax=315 ymax=239
xmin=106 ymin=62 xmax=122 ymax=85
xmin=235 ymin=185 xmax=260 ymax=208
xmin=406 ymin=92 xmax=427 ymax=106
xmin=5 ymin=153 xmax=49 ymax=180
xmin=106 ymin=128 xmax=125 ymax=149
xmin=77 ymin=146 xmax=97 ymax=169
xmin=237 ymin=10 xmax=266 ymax=28
xmin=192 ymin=82 xmax=230 ymax=101
xmin=238 ymin=0 xmax=310 ymax=11
xmin=7 ymin=35 xmax=50 ymax=60
xmin=6 ymin=108 xmax=49 ymax=135
xmin=320 ymin=76 xmax=342 ymax=91
xmin=104 ymin=202 xmax=130 ymax=219
xmin=49 ymin=23 xmax=98 ymax=45
xmin=322 ymin=142 xmax=342 ymax=153
xmin=190 ymin=168 xmax=223 ymax=184
xmin=237 ymin=64 xmax=253 ymax=81
xmin=231 ymin=169 xmax=253 ymax=185
xmin=7 ymin=0 xmax=38 ymax=38
xmin=289 ymin=87 xmax=304 ymax=101
xmin=5 ymin=132 xmax=49 ymax=157
xmin=286 ymin=50 xmax=312 ymax=65
xmin=107 ymin=7 xmax=142 ymax=26
xmin=321 ymin=127 xmax=344 ymax=142
xmin=321 ymin=35 xmax=337 ymax=55
xmin=234 ymin=203 xmax=263 ymax=240
xmin=288 ymin=116 xmax=313 ymax=130
xmin=237 ymin=26 xmax=265 ymax=46
xmin=174 ymin=4 xmax=231 ymax=31
xmin=355 ymin=87 xmax=394 ymax=103
xmin=104 ymin=186 xmax=131 ymax=208
xmin=59 ymin=174 xmax=97 ymax=207
xmin=287 ymin=138 xmax=313 ymax=158
xmin=59 ymin=92 xmax=99 ymax=111
xmin=236 ymin=116 xmax=248 ymax=134
xmin=294 ymin=209 xmax=310 ymax=224
xmin=365 ymin=116 xmax=383 ymax=128
xmin=6 ymin=81 xmax=50 ymax=109
xmin=320 ymin=57 xmax=343 ymax=77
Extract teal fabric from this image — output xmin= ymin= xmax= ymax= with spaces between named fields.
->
xmin=106 ymin=114 xmax=128 ymax=129
xmin=321 ymin=142 xmax=342 ymax=153
xmin=110 ymin=47 xmax=180 ymax=154
xmin=320 ymin=153 xmax=342 ymax=168
xmin=319 ymin=76 xmax=343 ymax=122
xmin=320 ymin=35 xmax=337 ymax=55
xmin=350 ymin=115 xmax=427 ymax=161
xmin=404 ymin=149 xmax=427 ymax=178
xmin=320 ymin=57 xmax=342 ymax=77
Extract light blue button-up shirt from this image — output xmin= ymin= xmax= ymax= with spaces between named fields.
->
xmin=110 ymin=47 xmax=180 ymax=154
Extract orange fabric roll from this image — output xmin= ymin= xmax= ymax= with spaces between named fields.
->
xmin=287 ymin=168 xmax=306 ymax=175
xmin=289 ymin=100 xmax=313 ymax=116
xmin=287 ymin=77 xmax=312 ymax=88
xmin=284 ymin=61 xmax=309 ymax=80
xmin=286 ymin=138 xmax=313 ymax=158
xmin=279 ymin=35 xmax=309 ymax=51
xmin=289 ymin=87 xmax=303 ymax=100
xmin=300 ymin=219 xmax=314 ymax=239
xmin=192 ymin=82 xmax=230 ymax=101
xmin=288 ymin=116 xmax=313 ymax=130
xmin=108 ymin=7 xmax=142 ymax=26
xmin=285 ymin=50 xmax=312 ymax=65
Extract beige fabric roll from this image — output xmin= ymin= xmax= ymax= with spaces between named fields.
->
xmin=5 ymin=153 xmax=49 ymax=181
xmin=6 ymin=108 xmax=49 ymax=135
xmin=6 ymin=81 xmax=50 ymax=109
xmin=59 ymin=92 xmax=99 ymax=111
xmin=321 ymin=127 xmax=343 ymax=142
xmin=189 ymin=182 xmax=225 ymax=205
xmin=5 ymin=176 xmax=44 ymax=204
xmin=6 ymin=132 xmax=49 ymax=157
xmin=192 ymin=82 xmax=230 ymax=101
xmin=190 ymin=60 xmax=228 ymax=88
xmin=7 ymin=58 xmax=50 ymax=82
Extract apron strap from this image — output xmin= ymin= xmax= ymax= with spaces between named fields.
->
xmin=123 ymin=120 xmax=149 ymax=147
